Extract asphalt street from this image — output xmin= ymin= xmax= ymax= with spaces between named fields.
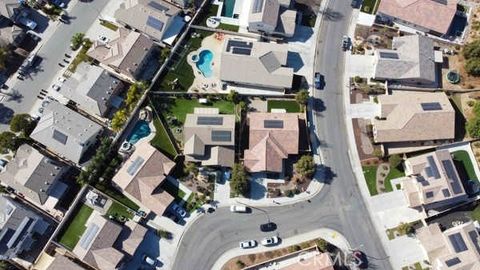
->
xmin=173 ymin=1 xmax=393 ymax=269
xmin=0 ymin=0 xmax=110 ymax=131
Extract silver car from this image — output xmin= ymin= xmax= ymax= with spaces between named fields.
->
xmin=239 ymin=240 xmax=257 ymax=249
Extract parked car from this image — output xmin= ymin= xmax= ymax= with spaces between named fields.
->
xmin=18 ymin=17 xmax=37 ymax=30
xmin=52 ymin=0 xmax=66 ymax=8
xmin=172 ymin=204 xmax=187 ymax=218
xmin=0 ymin=159 xmax=8 ymax=171
xmin=239 ymin=240 xmax=257 ymax=249
xmin=143 ymin=255 xmax=156 ymax=266
xmin=230 ymin=205 xmax=248 ymax=213
xmin=261 ymin=236 xmax=279 ymax=246
xmin=342 ymin=36 xmax=350 ymax=51
xmin=260 ymin=222 xmax=277 ymax=232
xmin=314 ymin=72 xmax=324 ymax=90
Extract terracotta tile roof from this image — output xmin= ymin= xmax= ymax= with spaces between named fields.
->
xmin=377 ymin=0 xmax=457 ymax=34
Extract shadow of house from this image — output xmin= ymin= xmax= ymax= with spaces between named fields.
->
xmin=287 ymin=51 xmax=304 ymax=72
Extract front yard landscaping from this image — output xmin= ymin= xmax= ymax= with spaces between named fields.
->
xmin=452 ymin=150 xmax=478 ymax=181
xmin=58 ymin=204 xmax=93 ymax=250
xmin=363 ymin=165 xmax=378 ymax=196
xmin=384 ymin=166 xmax=405 ymax=192
xmin=267 ymin=99 xmax=301 ymax=113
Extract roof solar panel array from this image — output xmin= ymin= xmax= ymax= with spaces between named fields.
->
xmin=448 ymin=233 xmax=468 ymax=253
xmin=425 ymin=156 xmax=441 ymax=179
xmin=211 ymin=130 xmax=232 ymax=142
xmin=146 ymin=16 xmax=164 ymax=31
xmin=421 ymin=102 xmax=442 ymax=111
xmin=264 ymin=120 xmax=284 ymax=129
xmin=197 ymin=116 xmax=223 ymax=126
xmin=441 ymin=160 xmax=463 ymax=195
xmin=127 ymin=157 xmax=145 ymax=176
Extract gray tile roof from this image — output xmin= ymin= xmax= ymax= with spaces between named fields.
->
xmin=0 ymin=144 xmax=67 ymax=206
xmin=60 ymin=63 xmax=124 ymax=117
xmin=30 ymin=101 xmax=103 ymax=164
xmin=0 ymin=0 xmax=20 ymax=20
xmin=374 ymin=35 xmax=436 ymax=84
xmin=48 ymin=255 xmax=85 ymax=270
xmin=249 ymin=0 xmax=279 ymax=29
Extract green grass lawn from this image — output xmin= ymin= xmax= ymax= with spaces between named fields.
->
xmin=363 ymin=166 xmax=378 ymax=196
xmin=58 ymin=204 xmax=93 ymax=250
xmin=94 ymin=184 xmax=140 ymax=211
xmin=161 ymin=180 xmax=186 ymax=201
xmin=219 ymin=23 xmax=239 ymax=32
xmin=452 ymin=150 xmax=478 ymax=181
xmin=472 ymin=204 xmax=480 ymax=222
xmin=106 ymin=201 xmax=134 ymax=220
xmin=361 ymin=0 xmax=380 ymax=14
xmin=267 ymin=100 xmax=301 ymax=113
xmin=99 ymin=19 xmax=118 ymax=31
xmin=150 ymin=117 xmax=178 ymax=159
xmin=384 ymin=166 xmax=405 ymax=192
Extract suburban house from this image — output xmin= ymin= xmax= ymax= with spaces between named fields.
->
xmin=372 ymin=91 xmax=455 ymax=155
xmin=114 ymin=0 xmax=181 ymax=43
xmin=400 ymin=149 xmax=468 ymax=211
xmin=244 ymin=112 xmax=300 ymax=175
xmin=417 ymin=222 xmax=480 ymax=269
xmin=0 ymin=25 xmax=24 ymax=47
xmin=373 ymin=35 xmax=442 ymax=87
xmin=0 ymin=144 xmax=69 ymax=215
xmin=112 ymin=140 xmax=176 ymax=216
xmin=248 ymin=0 xmax=297 ymax=38
xmin=30 ymin=101 xmax=103 ymax=164
xmin=183 ymin=108 xmax=236 ymax=168
xmin=0 ymin=0 xmax=21 ymax=22
xmin=220 ymin=38 xmax=294 ymax=91
xmin=377 ymin=0 xmax=458 ymax=37
xmin=59 ymin=63 xmax=124 ymax=118
xmin=72 ymin=211 xmax=148 ymax=270
xmin=44 ymin=254 xmax=86 ymax=270
xmin=0 ymin=195 xmax=51 ymax=260
xmin=87 ymin=28 xmax=155 ymax=82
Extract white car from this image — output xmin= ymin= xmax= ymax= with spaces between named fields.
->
xmin=143 ymin=255 xmax=156 ymax=266
xmin=230 ymin=205 xmax=248 ymax=213
xmin=261 ymin=236 xmax=280 ymax=246
xmin=239 ymin=240 xmax=257 ymax=249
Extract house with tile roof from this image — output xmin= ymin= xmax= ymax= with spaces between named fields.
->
xmin=220 ymin=38 xmax=294 ymax=91
xmin=248 ymin=0 xmax=297 ymax=38
xmin=373 ymin=35 xmax=441 ymax=87
xmin=30 ymin=101 xmax=103 ymax=164
xmin=87 ymin=28 xmax=155 ymax=82
xmin=377 ymin=0 xmax=458 ymax=36
xmin=372 ymin=91 xmax=455 ymax=155
xmin=417 ymin=222 xmax=480 ymax=269
xmin=399 ymin=149 xmax=468 ymax=210
xmin=0 ymin=144 xmax=69 ymax=213
xmin=72 ymin=211 xmax=148 ymax=270
xmin=244 ymin=112 xmax=301 ymax=174
xmin=59 ymin=63 xmax=124 ymax=118
xmin=112 ymin=140 xmax=176 ymax=216
xmin=114 ymin=0 xmax=181 ymax=43
xmin=183 ymin=108 xmax=236 ymax=168
xmin=46 ymin=254 xmax=86 ymax=270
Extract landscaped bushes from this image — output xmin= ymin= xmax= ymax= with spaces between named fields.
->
xmin=467 ymin=102 xmax=480 ymax=138
xmin=111 ymin=82 xmax=148 ymax=131
xmin=464 ymin=40 xmax=480 ymax=76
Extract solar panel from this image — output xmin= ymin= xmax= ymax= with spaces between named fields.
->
xmin=232 ymin=47 xmax=252 ymax=56
xmin=441 ymin=160 xmax=463 ymax=195
xmin=445 ymin=257 xmax=461 ymax=267
xmin=264 ymin=120 xmax=284 ymax=129
xmin=252 ymin=0 xmax=264 ymax=13
xmin=211 ymin=130 xmax=231 ymax=142
xmin=442 ymin=188 xmax=451 ymax=198
xmin=379 ymin=52 xmax=399 ymax=59
xmin=425 ymin=156 xmax=440 ymax=179
xmin=146 ymin=16 xmax=164 ymax=31
xmin=448 ymin=233 xmax=468 ymax=253
xmin=425 ymin=191 xmax=434 ymax=198
xmin=226 ymin=40 xmax=253 ymax=53
xmin=421 ymin=102 xmax=442 ymax=111
xmin=148 ymin=1 xmax=169 ymax=11
xmin=53 ymin=130 xmax=68 ymax=145
xmin=197 ymin=116 xmax=223 ymax=126
xmin=468 ymin=230 xmax=480 ymax=254
xmin=127 ymin=157 xmax=145 ymax=176
xmin=79 ymin=223 xmax=99 ymax=250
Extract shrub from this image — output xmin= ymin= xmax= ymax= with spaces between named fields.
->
xmin=463 ymin=40 xmax=480 ymax=59
xmin=388 ymin=154 xmax=402 ymax=169
xmin=70 ymin=33 xmax=85 ymax=50
xmin=468 ymin=100 xmax=475 ymax=107
xmin=288 ymin=245 xmax=302 ymax=253
xmin=294 ymin=155 xmax=315 ymax=178
xmin=0 ymin=132 xmax=17 ymax=153
xmin=466 ymin=58 xmax=480 ymax=76
xmin=354 ymin=76 xmax=363 ymax=83
xmin=467 ymin=117 xmax=480 ymax=138
xmin=230 ymin=163 xmax=249 ymax=197
xmin=9 ymin=114 xmax=34 ymax=136
xmin=236 ymin=260 xmax=246 ymax=268
xmin=316 ymin=238 xmax=329 ymax=251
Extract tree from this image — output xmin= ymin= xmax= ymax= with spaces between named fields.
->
xmin=316 ymin=238 xmax=329 ymax=252
xmin=0 ymin=47 xmax=9 ymax=71
xmin=226 ymin=90 xmax=240 ymax=104
xmin=465 ymin=58 xmax=480 ymax=76
xmin=463 ymin=40 xmax=480 ymax=59
xmin=184 ymin=162 xmax=198 ymax=176
xmin=0 ymin=132 xmax=17 ymax=153
xmin=388 ymin=154 xmax=402 ymax=169
xmin=125 ymin=82 xmax=146 ymax=111
xmin=467 ymin=117 xmax=480 ymax=138
xmin=397 ymin=222 xmax=414 ymax=235
xmin=111 ymin=108 xmax=128 ymax=131
xmin=9 ymin=114 xmax=33 ymax=135
xmin=71 ymin=33 xmax=85 ymax=50
xmin=230 ymin=163 xmax=249 ymax=197
xmin=76 ymin=138 xmax=113 ymax=185
xmin=295 ymin=90 xmax=309 ymax=111
xmin=294 ymin=155 xmax=315 ymax=179
xmin=159 ymin=47 xmax=171 ymax=62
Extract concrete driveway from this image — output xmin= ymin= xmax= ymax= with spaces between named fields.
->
xmin=347 ymin=102 xmax=380 ymax=119
xmin=347 ymin=54 xmax=375 ymax=78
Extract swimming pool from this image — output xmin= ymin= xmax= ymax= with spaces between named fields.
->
xmin=196 ymin=50 xmax=214 ymax=78
xmin=221 ymin=0 xmax=236 ymax=18
xmin=126 ymin=120 xmax=151 ymax=144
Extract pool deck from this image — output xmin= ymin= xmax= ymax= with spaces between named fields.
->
xmin=121 ymin=114 xmax=157 ymax=148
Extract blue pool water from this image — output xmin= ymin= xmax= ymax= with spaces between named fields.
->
xmin=221 ymin=0 xmax=236 ymax=18
xmin=196 ymin=50 xmax=214 ymax=78
xmin=127 ymin=120 xmax=151 ymax=144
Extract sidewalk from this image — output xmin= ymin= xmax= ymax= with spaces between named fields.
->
xmin=211 ymin=228 xmax=351 ymax=270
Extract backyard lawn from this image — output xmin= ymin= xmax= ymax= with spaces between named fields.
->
xmin=58 ymin=204 xmax=93 ymax=250
xmin=106 ymin=201 xmax=134 ymax=220
xmin=363 ymin=166 xmax=378 ymax=196
xmin=361 ymin=0 xmax=380 ymax=14
xmin=452 ymin=150 xmax=478 ymax=181
xmin=472 ymin=204 xmax=480 ymax=222
xmin=384 ymin=166 xmax=405 ymax=192
xmin=267 ymin=100 xmax=301 ymax=113
xmin=94 ymin=184 xmax=140 ymax=211
xmin=150 ymin=117 xmax=178 ymax=159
